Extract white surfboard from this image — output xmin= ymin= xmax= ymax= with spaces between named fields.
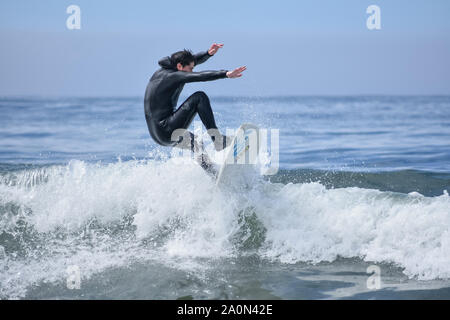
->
xmin=215 ymin=123 xmax=260 ymax=188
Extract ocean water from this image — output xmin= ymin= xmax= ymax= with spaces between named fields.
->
xmin=0 ymin=95 xmax=450 ymax=300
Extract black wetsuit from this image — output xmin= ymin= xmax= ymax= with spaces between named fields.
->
xmin=144 ymin=50 xmax=228 ymax=151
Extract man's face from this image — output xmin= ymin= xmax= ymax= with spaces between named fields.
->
xmin=177 ymin=61 xmax=195 ymax=72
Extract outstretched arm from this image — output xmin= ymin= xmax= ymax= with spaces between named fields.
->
xmin=171 ymin=65 xmax=246 ymax=84
xmin=193 ymin=51 xmax=212 ymax=66
xmin=172 ymin=70 xmax=229 ymax=84
xmin=194 ymin=43 xmax=224 ymax=66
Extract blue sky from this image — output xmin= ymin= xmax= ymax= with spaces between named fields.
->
xmin=1 ymin=0 xmax=449 ymax=96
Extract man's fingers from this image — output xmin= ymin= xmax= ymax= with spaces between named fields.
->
xmin=229 ymin=65 xmax=246 ymax=78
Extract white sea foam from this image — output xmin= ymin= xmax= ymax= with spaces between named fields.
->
xmin=0 ymin=159 xmax=449 ymax=299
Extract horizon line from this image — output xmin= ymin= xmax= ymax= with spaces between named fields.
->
xmin=1 ymin=93 xmax=450 ymax=100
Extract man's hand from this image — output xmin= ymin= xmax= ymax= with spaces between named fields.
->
xmin=208 ymin=43 xmax=224 ymax=56
xmin=226 ymin=66 xmax=246 ymax=78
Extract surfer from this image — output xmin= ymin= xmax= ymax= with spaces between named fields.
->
xmin=144 ymin=43 xmax=246 ymax=171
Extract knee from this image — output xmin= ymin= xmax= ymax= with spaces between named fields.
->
xmin=193 ymin=91 xmax=208 ymax=101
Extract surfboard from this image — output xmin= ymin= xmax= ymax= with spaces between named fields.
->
xmin=215 ymin=123 xmax=260 ymax=187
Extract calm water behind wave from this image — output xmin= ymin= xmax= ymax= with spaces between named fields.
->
xmin=0 ymin=95 xmax=449 ymax=172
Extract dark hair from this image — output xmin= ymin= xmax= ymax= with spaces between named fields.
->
xmin=170 ymin=49 xmax=195 ymax=67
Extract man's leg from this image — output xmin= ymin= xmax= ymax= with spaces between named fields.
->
xmin=170 ymin=128 xmax=216 ymax=174
xmin=167 ymin=91 xmax=232 ymax=151
xmin=165 ymin=92 xmax=216 ymax=173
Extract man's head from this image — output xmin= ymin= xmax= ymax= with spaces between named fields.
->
xmin=171 ymin=49 xmax=195 ymax=72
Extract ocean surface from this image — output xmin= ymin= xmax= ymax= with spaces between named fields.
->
xmin=0 ymin=95 xmax=449 ymax=300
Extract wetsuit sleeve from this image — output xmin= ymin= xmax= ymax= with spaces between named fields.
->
xmin=171 ymin=70 xmax=228 ymax=84
xmin=194 ymin=50 xmax=212 ymax=66
xmin=158 ymin=50 xmax=211 ymax=68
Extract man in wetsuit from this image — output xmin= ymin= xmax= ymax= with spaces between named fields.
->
xmin=144 ymin=43 xmax=246 ymax=170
